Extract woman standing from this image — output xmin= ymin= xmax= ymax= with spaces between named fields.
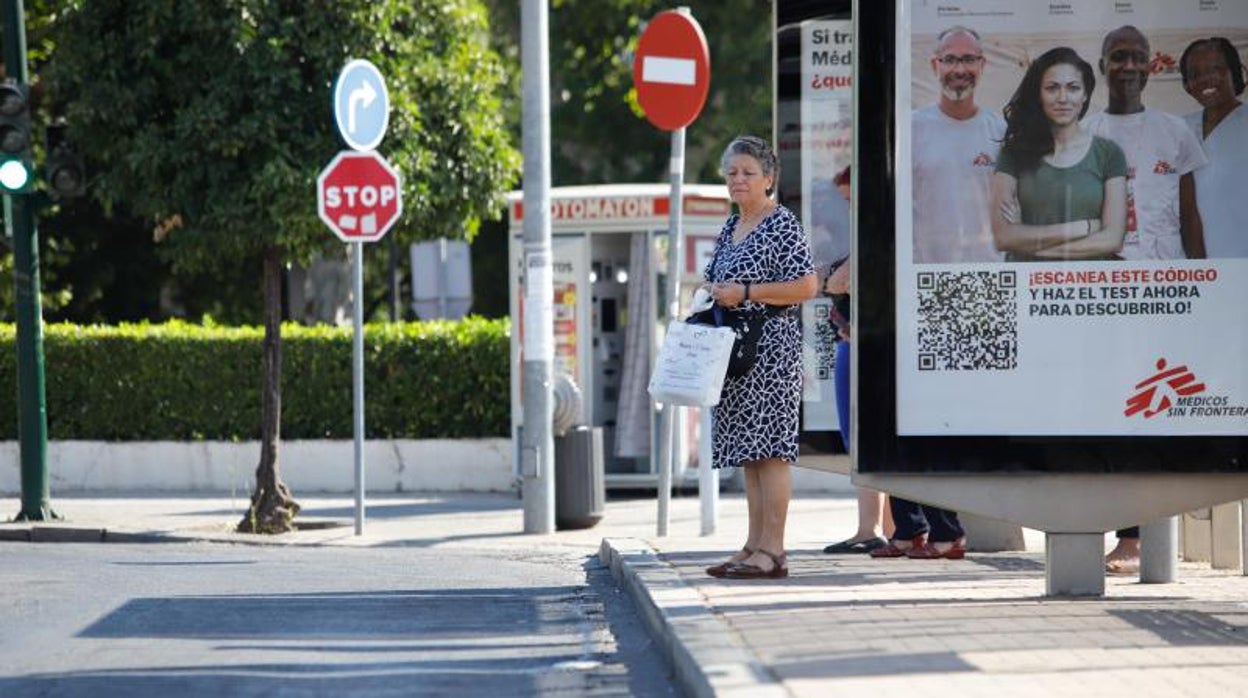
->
xmin=1180 ymin=37 xmax=1248 ymax=258
xmin=821 ymin=166 xmax=893 ymax=555
xmin=992 ymin=47 xmax=1128 ymax=261
xmin=702 ymin=135 xmax=817 ymax=580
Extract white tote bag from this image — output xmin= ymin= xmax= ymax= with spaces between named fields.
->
xmin=647 ymin=321 xmax=736 ymax=406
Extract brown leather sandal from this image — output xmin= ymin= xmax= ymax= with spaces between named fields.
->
xmin=706 ymin=547 xmax=754 ymax=578
xmin=723 ymin=549 xmax=788 ymax=579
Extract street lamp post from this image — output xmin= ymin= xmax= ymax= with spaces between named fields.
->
xmin=3 ymin=0 xmax=54 ymax=521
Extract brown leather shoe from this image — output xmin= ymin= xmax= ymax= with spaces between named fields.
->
xmin=706 ymin=547 xmax=754 ymax=578
xmin=723 ymin=549 xmax=788 ymax=579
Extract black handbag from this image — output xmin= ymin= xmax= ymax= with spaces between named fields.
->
xmin=692 ymin=236 xmax=792 ymax=378
xmin=687 ymin=304 xmax=787 ymax=378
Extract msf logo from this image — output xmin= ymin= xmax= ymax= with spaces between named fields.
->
xmin=1124 ymin=358 xmax=1206 ymax=419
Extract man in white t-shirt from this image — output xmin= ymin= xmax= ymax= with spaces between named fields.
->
xmin=1082 ymin=26 xmax=1208 ymax=577
xmin=1083 ymin=25 xmax=1206 ymax=261
xmin=912 ymin=26 xmax=1005 ymax=264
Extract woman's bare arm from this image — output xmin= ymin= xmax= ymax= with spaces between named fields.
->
xmin=714 ymin=274 xmax=818 ymax=307
xmin=824 ymin=261 xmax=850 ymax=295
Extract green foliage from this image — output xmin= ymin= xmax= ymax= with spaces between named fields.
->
xmin=0 ymin=318 xmax=510 ymax=440
xmin=482 ymin=0 xmax=772 ymax=186
xmin=44 ymin=0 xmax=520 ymax=273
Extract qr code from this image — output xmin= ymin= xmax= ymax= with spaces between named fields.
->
xmin=916 ymin=270 xmax=1017 ymax=371
xmin=810 ymin=301 xmax=838 ymax=380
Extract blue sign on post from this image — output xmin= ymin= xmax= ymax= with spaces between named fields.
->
xmin=333 ymin=59 xmax=390 ymax=152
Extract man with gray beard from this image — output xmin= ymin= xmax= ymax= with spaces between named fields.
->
xmin=912 ymin=26 xmax=1005 ymax=263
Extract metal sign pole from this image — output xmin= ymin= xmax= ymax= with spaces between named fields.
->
xmin=658 ymin=125 xmax=686 ymax=537
xmin=521 ymin=0 xmax=556 ymax=534
xmin=352 ymin=241 xmax=366 ymax=536
xmin=322 ymin=58 xmax=397 ymax=539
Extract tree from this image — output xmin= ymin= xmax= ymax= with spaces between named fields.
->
xmin=483 ymin=0 xmax=772 ymax=187
xmin=452 ymin=1 xmax=770 ymax=319
xmin=46 ymin=0 xmax=519 ymax=532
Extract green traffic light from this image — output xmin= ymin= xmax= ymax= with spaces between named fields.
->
xmin=0 ymin=81 xmax=31 ymax=194
xmin=0 ymin=158 xmax=30 ymax=191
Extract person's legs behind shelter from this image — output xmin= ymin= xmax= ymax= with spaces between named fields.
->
xmin=870 ymin=497 xmax=966 ymax=559
xmin=1105 ymin=526 xmax=1140 ymax=574
xmin=822 ymin=338 xmax=891 ymax=554
xmin=871 ymin=496 xmax=930 ymax=557
xmin=906 ymin=504 xmax=967 ymax=559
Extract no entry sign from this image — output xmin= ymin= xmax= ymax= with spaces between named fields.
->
xmin=633 ymin=10 xmax=711 ymax=131
xmin=316 ymin=150 xmax=403 ymax=243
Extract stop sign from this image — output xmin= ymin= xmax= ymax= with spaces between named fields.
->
xmin=633 ymin=11 xmax=711 ymax=131
xmin=317 ymin=150 xmax=403 ymax=243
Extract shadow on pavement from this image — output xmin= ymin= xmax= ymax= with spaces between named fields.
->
xmin=170 ymin=496 xmax=519 ymax=520
xmin=774 ymin=651 xmax=978 ymax=679
xmin=1110 ymin=608 xmax=1248 ymax=646
xmin=79 ymin=587 xmax=575 ymax=639
xmin=12 ymin=572 xmax=671 ymax=698
xmin=19 ymin=585 xmax=638 ymax=697
xmin=109 ymin=560 xmax=259 ymax=567
xmin=0 ymin=659 xmax=607 ymax=698
xmin=369 ymin=531 xmax=532 ymax=548
xmin=661 ymin=549 xmax=1049 ymax=590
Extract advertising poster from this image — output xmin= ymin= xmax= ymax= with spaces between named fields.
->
xmin=800 ymin=19 xmax=854 ymax=425
xmin=519 ymin=238 xmax=584 ymax=378
xmin=896 ymin=0 xmax=1248 ymax=437
xmin=802 ymin=18 xmax=854 ymax=262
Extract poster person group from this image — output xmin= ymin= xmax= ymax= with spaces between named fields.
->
xmin=895 ymin=0 xmax=1248 ymax=436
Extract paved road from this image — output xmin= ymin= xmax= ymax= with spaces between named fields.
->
xmin=0 ymin=542 xmax=679 ymax=697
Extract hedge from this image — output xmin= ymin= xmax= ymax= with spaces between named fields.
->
xmin=0 ymin=318 xmax=510 ymax=441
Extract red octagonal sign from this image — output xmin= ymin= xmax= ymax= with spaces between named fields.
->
xmin=633 ymin=11 xmax=711 ymax=131
xmin=317 ymin=150 xmax=403 ymax=243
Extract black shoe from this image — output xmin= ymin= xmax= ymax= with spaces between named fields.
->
xmin=823 ymin=536 xmax=888 ymax=554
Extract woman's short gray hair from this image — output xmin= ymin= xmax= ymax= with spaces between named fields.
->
xmin=720 ymin=135 xmax=779 ymax=193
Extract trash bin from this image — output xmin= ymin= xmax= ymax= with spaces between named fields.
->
xmin=554 ymin=425 xmax=605 ymax=530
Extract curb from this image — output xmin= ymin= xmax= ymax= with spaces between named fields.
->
xmin=599 ymin=537 xmax=788 ymax=698
xmin=0 ymin=521 xmax=350 ymax=546
xmin=0 ymin=526 xmax=178 ymax=543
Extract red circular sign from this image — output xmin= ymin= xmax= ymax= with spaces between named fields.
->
xmin=633 ymin=11 xmax=711 ymax=131
xmin=316 ymin=151 xmax=403 ymax=243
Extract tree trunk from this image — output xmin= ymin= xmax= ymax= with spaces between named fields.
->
xmin=237 ymin=245 xmax=300 ymax=533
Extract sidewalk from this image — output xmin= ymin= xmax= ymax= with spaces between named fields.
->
xmin=4 ymin=489 xmax=1247 ymax=697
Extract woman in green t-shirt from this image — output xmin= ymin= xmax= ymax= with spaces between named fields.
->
xmin=992 ymin=47 xmax=1128 ymax=261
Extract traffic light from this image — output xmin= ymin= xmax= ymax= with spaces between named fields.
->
xmin=0 ymin=81 xmax=32 ymax=194
xmin=45 ymin=122 xmax=85 ymax=200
